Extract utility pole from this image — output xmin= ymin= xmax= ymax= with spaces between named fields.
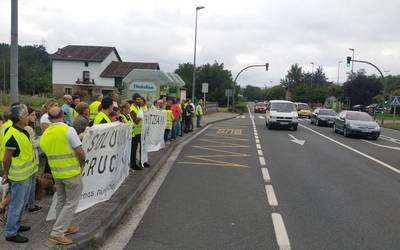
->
xmin=10 ymin=0 xmax=19 ymax=103
xmin=349 ymin=48 xmax=355 ymax=74
xmin=337 ymin=61 xmax=342 ymax=84
xmin=3 ymin=60 xmax=5 ymax=93
xmin=191 ymin=6 xmax=205 ymax=102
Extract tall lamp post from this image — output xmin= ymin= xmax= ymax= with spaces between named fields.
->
xmin=337 ymin=61 xmax=342 ymax=84
xmin=10 ymin=0 xmax=19 ymax=103
xmin=310 ymin=62 xmax=314 ymax=87
xmin=192 ymin=6 xmax=205 ymax=101
xmin=349 ymin=48 xmax=355 ymax=74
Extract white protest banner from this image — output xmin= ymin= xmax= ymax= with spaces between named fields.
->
xmin=47 ymin=122 xmax=131 ymax=220
xmin=140 ymin=109 xmax=167 ymax=163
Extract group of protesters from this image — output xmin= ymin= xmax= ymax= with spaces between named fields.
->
xmin=0 ymin=92 xmax=204 ymax=245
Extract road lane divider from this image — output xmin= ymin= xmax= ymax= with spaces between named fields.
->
xmin=300 ymin=124 xmax=400 ymax=175
xmin=257 ymin=150 xmax=263 ymax=156
xmin=272 ymin=213 xmax=291 ymax=250
xmin=361 ymin=139 xmax=400 ymax=151
xmin=261 ymin=167 xmax=270 ymax=183
xmin=265 ymin=185 xmax=278 ymax=206
xmin=259 ymin=157 xmax=266 ymax=166
xmin=256 ymin=144 xmax=261 ymax=149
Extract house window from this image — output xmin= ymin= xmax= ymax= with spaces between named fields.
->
xmin=84 ymin=61 xmax=89 ymax=67
xmin=65 ymin=88 xmax=72 ymax=94
xmin=115 ymin=77 xmax=122 ymax=89
xmin=83 ymin=71 xmax=90 ymax=82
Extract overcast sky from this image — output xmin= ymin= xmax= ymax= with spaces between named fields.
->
xmin=0 ymin=0 xmax=399 ymax=87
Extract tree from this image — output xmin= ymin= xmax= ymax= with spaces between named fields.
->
xmin=175 ymin=61 xmax=235 ymax=105
xmin=343 ymin=70 xmax=383 ymax=106
xmin=383 ymin=75 xmax=400 ymax=95
xmin=265 ymin=85 xmax=286 ymax=100
xmin=280 ymin=63 xmax=303 ymax=91
xmin=242 ymin=85 xmax=263 ymax=101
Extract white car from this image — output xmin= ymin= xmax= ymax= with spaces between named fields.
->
xmin=265 ymin=100 xmax=298 ymax=131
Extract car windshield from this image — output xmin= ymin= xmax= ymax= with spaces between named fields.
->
xmin=319 ymin=110 xmax=337 ymax=116
xmin=271 ymin=102 xmax=295 ymax=112
xmin=346 ymin=112 xmax=374 ymax=121
xmin=296 ymin=103 xmax=309 ymax=110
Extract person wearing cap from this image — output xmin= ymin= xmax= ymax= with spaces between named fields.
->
xmin=93 ymin=97 xmax=113 ymax=125
xmin=39 ymin=106 xmax=85 ymax=245
xmin=89 ymin=94 xmax=103 ymax=121
xmin=2 ymin=103 xmax=37 ymax=243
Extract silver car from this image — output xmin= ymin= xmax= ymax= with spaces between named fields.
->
xmin=333 ymin=110 xmax=380 ymax=140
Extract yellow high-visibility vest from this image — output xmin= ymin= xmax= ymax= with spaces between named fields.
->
xmin=196 ymin=105 xmax=203 ymax=116
xmin=93 ymin=111 xmax=111 ymax=125
xmin=165 ymin=110 xmax=173 ymax=129
xmin=0 ymin=120 xmax=13 ymax=162
xmin=89 ymin=100 xmax=101 ymax=121
xmin=121 ymin=113 xmax=135 ymax=138
xmin=39 ymin=123 xmax=81 ymax=179
xmin=130 ymin=105 xmax=142 ymax=135
xmin=2 ymin=126 xmax=37 ymax=181
xmin=72 ymin=108 xmax=79 ymax=121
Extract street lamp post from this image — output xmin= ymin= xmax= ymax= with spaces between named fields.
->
xmin=310 ymin=62 xmax=314 ymax=87
xmin=192 ymin=6 xmax=205 ymax=102
xmin=337 ymin=61 xmax=343 ymax=84
xmin=10 ymin=0 xmax=19 ymax=103
xmin=349 ymin=48 xmax=355 ymax=74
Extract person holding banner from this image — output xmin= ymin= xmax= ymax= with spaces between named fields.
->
xmin=93 ymin=97 xmax=113 ymax=125
xmin=129 ymin=94 xmax=148 ymax=170
xmin=89 ymin=94 xmax=103 ymax=122
xmin=39 ymin=107 xmax=86 ymax=245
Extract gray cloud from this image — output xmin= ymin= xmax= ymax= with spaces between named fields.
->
xmin=0 ymin=0 xmax=399 ymax=88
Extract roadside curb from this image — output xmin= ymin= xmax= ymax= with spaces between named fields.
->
xmin=62 ymin=113 xmax=239 ymax=249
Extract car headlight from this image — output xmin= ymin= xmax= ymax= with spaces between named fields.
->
xmin=374 ymin=125 xmax=380 ymax=131
xmin=292 ymin=117 xmax=298 ymax=121
xmin=319 ymin=117 xmax=326 ymax=120
xmin=348 ymin=123 xmax=357 ymax=129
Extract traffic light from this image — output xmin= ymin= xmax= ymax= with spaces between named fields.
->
xmin=346 ymin=56 xmax=352 ymax=67
xmin=265 ymin=63 xmax=269 ymax=71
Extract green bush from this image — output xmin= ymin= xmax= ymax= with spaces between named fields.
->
xmin=235 ymin=102 xmax=247 ymax=114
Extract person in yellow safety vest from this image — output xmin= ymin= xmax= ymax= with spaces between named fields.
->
xmin=39 ymin=106 xmax=86 ymax=245
xmin=0 ymin=116 xmax=13 ymax=166
xmin=129 ymin=94 xmax=147 ymax=170
xmin=71 ymin=96 xmax=81 ymax=121
xmin=89 ymin=94 xmax=103 ymax=122
xmin=120 ymin=101 xmax=137 ymax=168
xmin=93 ymin=97 xmax=114 ymax=125
xmin=2 ymin=104 xmax=37 ymax=243
xmin=164 ymin=104 xmax=174 ymax=142
xmin=196 ymin=98 xmax=204 ymax=128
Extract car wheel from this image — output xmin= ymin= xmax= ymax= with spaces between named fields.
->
xmin=371 ymin=135 xmax=379 ymax=140
xmin=292 ymin=124 xmax=298 ymax=131
xmin=343 ymin=127 xmax=349 ymax=137
xmin=265 ymin=121 xmax=268 ymax=127
xmin=268 ymin=123 xmax=273 ymax=130
xmin=310 ymin=119 xmax=314 ymax=124
xmin=316 ymin=119 xmax=319 ymax=126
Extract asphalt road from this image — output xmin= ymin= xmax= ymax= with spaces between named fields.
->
xmin=117 ymin=104 xmax=400 ymax=250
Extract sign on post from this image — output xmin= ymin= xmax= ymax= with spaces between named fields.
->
xmin=391 ymin=96 xmax=400 ymax=106
xmin=202 ymin=83 xmax=208 ymax=93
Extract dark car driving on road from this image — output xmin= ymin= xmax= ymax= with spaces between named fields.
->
xmin=310 ymin=108 xmax=337 ymax=126
xmin=333 ymin=110 xmax=380 ymax=140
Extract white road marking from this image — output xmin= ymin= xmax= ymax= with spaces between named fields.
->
xmin=259 ymin=157 xmax=266 ymax=166
xmin=256 ymin=144 xmax=261 ymax=149
xmin=257 ymin=150 xmax=263 ymax=156
xmin=100 ymin=126 xmax=210 ymax=250
xmin=272 ymin=213 xmax=291 ymax=250
xmin=261 ymin=167 xmax=270 ymax=182
xmin=256 ymin=139 xmax=260 ymax=143
xmin=380 ymin=135 xmax=400 ymax=145
xmin=265 ymin=185 xmax=278 ymax=206
xmin=300 ymin=124 xmax=400 ymax=175
xmin=255 ymin=136 xmax=259 ymax=139
xmin=361 ymin=140 xmax=400 ymax=150
xmin=288 ymin=134 xmax=306 ymax=146
xmin=258 ymin=116 xmax=265 ymax=119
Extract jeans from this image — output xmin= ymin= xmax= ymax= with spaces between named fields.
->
xmin=164 ymin=129 xmax=171 ymax=142
xmin=28 ymin=173 xmax=36 ymax=209
xmin=171 ymin=122 xmax=176 ymax=139
xmin=51 ymin=175 xmax=83 ymax=236
xmin=5 ymin=176 xmax=34 ymax=238
xmin=196 ymin=115 xmax=202 ymax=128
xmin=131 ymin=135 xmax=141 ymax=167
xmin=174 ymin=121 xmax=182 ymax=137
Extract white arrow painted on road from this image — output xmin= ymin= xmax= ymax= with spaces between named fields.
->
xmin=288 ymin=134 xmax=306 ymax=146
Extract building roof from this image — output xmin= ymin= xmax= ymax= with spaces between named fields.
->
xmin=50 ymin=45 xmax=122 ymax=62
xmin=100 ymin=61 xmax=160 ymax=78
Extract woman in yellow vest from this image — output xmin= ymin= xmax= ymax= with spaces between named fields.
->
xmin=2 ymin=104 xmax=37 ymax=243
xmin=93 ymin=97 xmax=113 ymax=125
